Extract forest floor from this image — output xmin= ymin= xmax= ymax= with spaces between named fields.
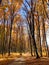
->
xmin=0 ymin=53 xmax=49 ymax=65
xmin=0 ymin=58 xmax=14 ymax=65
xmin=8 ymin=57 xmax=49 ymax=65
xmin=0 ymin=57 xmax=49 ymax=65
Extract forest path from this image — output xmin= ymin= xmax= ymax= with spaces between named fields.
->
xmin=8 ymin=57 xmax=49 ymax=65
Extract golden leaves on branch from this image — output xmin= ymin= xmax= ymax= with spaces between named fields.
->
xmin=38 ymin=0 xmax=48 ymax=2
xmin=14 ymin=14 xmax=22 ymax=23
xmin=35 ymin=0 xmax=47 ymax=19
xmin=0 ymin=0 xmax=23 ymax=20
xmin=13 ymin=0 xmax=23 ymax=12
xmin=1 ymin=0 xmax=23 ymax=11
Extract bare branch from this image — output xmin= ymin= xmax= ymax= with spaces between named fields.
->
xmin=25 ymin=0 xmax=30 ymax=8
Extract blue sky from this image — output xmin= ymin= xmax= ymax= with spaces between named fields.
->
xmin=19 ymin=0 xmax=30 ymax=19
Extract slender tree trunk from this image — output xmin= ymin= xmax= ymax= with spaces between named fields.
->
xmin=8 ymin=4 xmax=14 ymax=56
xmin=27 ymin=25 xmax=33 ymax=56
xmin=42 ymin=15 xmax=48 ymax=57
xmin=6 ymin=20 xmax=8 ymax=52
xmin=37 ymin=12 xmax=42 ymax=57
xmin=30 ymin=0 xmax=40 ymax=58
xmin=2 ymin=12 xmax=6 ymax=56
xmin=8 ymin=18 xmax=13 ymax=56
xmin=29 ymin=34 xmax=33 ymax=56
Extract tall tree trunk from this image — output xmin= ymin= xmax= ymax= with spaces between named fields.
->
xmin=8 ymin=18 xmax=13 ymax=56
xmin=27 ymin=26 xmax=33 ymax=56
xmin=2 ymin=12 xmax=6 ymax=56
xmin=5 ymin=20 xmax=8 ymax=53
xmin=8 ymin=4 xmax=14 ymax=56
xmin=37 ymin=12 xmax=42 ymax=57
xmin=29 ymin=33 xmax=33 ymax=56
xmin=42 ymin=15 xmax=48 ymax=57
xmin=30 ymin=0 xmax=40 ymax=58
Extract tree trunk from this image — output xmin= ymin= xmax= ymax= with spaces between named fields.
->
xmin=42 ymin=15 xmax=48 ymax=57
xmin=8 ymin=19 xmax=13 ymax=56
xmin=30 ymin=0 xmax=40 ymax=58
xmin=37 ymin=12 xmax=42 ymax=57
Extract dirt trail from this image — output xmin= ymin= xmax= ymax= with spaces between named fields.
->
xmin=8 ymin=57 xmax=49 ymax=65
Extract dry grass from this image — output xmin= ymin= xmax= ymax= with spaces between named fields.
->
xmin=0 ymin=53 xmax=19 ymax=65
xmin=0 ymin=58 xmax=14 ymax=65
